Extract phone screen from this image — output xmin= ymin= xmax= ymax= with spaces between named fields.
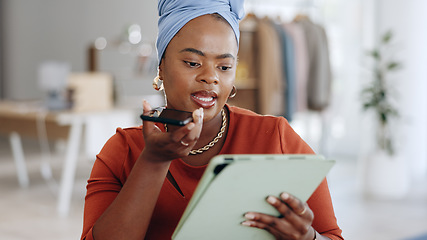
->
xmin=140 ymin=108 xmax=193 ymax=126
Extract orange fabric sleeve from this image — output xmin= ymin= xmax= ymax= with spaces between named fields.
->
xmin=80 ymin=128 xmax=132 ymax=240
xmin=309 ymin=179 xmax=343 ymax=240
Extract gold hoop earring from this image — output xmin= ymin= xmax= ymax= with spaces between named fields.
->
xmin=152 ymin=75 xmax=163 ymax=91
xmin=229 ymin=85 xmax=237 ymax=99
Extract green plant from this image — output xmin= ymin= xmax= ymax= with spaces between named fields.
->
xmin=361 ymin=30 xmax=401 ymax=155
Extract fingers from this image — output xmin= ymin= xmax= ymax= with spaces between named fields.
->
xmin=241 ymin=217 xmax=288 ymax=239
xmin=185 ymin=108 xmax=204 ymax=142
xmin=170 ymin=108 xmax=203 ymax=146
xmin=242 ymin=211 xmax=308 ymax=239
xmin=271 ymin=193 xmax=313 ymax=233
xmin=278 ymin=192 xmax=313 ymax=220
xmin=241 ymin=192 xmax=314 ymax=239
xmin=141 ymin=101 xmax=203 ymax=154
xmin=142 ymin=100 xmax=161 ymax=136
xmin=140 ymin=101 xmax=204 ymax=161
xmin=142 ymin=99 xmax=152 ymax=112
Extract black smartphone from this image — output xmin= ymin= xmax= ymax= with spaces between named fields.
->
xmin=140 ymin=108 xmax=193 ymax=126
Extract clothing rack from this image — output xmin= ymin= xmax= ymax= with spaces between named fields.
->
xmin=236 ymin=2 xmax=331 ymax=155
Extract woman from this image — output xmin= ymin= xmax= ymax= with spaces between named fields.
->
xmin=81 ymin=0 xmax=343 ymax=239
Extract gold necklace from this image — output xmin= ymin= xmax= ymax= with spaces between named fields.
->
xmin=164 ymin=108 xmax=227 ymax=155
xmin=190 ymin=108 xmax=227 ymax=155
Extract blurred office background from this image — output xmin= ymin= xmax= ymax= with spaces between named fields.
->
xmin=0 ymin=0 xmax=426 ymax=239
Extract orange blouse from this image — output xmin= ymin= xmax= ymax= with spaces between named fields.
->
xmin=81 ymin=105 xmax=343 ymax=240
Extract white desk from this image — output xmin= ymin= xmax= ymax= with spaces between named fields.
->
xmin=0 ymin=101 xmax=137 ymax=217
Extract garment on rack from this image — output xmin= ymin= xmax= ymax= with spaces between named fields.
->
xmin=282 ymin=22 xmax=309 ymax=113
xmin=273 ymin=21 xmax=296 ymax=121
xmin=236 ymin=13 xmax=332 ymax=116
xmin=294 ymin=16 xmax=332 ymax=111
xmin=255 ymin=17 xmax=285 ymax=116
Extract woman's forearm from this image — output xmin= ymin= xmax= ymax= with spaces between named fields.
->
xmin=92 ymin=152 xmax=171 ymax=240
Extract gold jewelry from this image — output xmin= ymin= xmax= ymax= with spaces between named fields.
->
xmin=180 ymin=140 xmax=189 ymax=146
xmin=229 ymin=85 xmax=237 ymax=99
xmin=153 ymin=75 xmax=163 ymax=91
xmin=297 ymin=206 xmax=307 ymax=216
xmin=189 ymin=108 xmax=227 ymax=155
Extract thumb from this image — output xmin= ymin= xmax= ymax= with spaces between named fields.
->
xmin=141 ymin=100 xmax=161 ymax=136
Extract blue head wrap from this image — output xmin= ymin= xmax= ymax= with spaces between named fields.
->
xmin=157 ymin=0 xmax=245 ymax=65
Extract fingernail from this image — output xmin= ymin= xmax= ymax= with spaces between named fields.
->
xmin=244 ymin=213 xmax=255 ymax=220
xmin=187 ymin=123 xmax=195 ymax=130
xmin=142 ymin=99 xmax=150 ymax=109
xmin=198 ymin=108 xmax=204 ymax=123
xmin=241 ymin=221 xmax=252 ymax=226
xmin=267 ymin=196 xmax=278 ymax=204
xmin=281 ymin=192 xmax=289 ymax=200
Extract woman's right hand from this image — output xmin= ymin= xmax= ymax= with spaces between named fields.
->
xmin=141 ymin=100 xmax=204 ymax=162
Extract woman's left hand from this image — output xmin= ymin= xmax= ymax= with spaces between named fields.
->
xmin=242 ymin=192 xmax=316 ymax=240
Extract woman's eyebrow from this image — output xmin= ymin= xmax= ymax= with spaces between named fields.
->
xmin=179 ymin=48 xmax=235 ymax=60
xmin=180 ymin=48 xmax=204 ymax=56
xmin=216 ymin=53 xmax=235 ymax=60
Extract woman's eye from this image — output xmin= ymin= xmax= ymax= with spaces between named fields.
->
xmin=184 ymin=61 xmax=199 ymax=67
xmin=220 ymin=66 xmax=232 ymax=71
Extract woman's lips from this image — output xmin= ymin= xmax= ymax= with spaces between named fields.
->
xmin=191 ymin=90 xmax=217 ymax=108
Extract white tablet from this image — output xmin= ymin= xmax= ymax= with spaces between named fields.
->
xmin=172 ymin=154 xmax=335 ymax=240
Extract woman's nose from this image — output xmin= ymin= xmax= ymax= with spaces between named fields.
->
xmin=198 ymin=66 xmax=219 ymax=84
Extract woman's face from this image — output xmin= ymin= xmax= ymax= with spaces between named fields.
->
xmin=159 ymin=14 xmax=238 ymax=122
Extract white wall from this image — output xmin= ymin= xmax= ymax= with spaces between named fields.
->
xmin=3 ymin=0 xmax=158 ymax=100
xmin=319 ymin=0 xmax=365 ymax=158
xmin=375 ymin=0 xmax=427 ymax=179
xmin=326 ymin=0 xmax=427 ymax=179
